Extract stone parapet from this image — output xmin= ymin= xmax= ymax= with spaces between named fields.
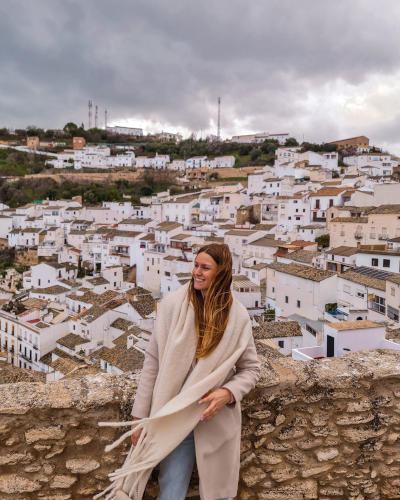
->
xmin=1 ymin=349 xmax=400 ymax=499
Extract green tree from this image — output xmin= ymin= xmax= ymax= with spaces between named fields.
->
xmin=45 ymin=129 xmax=54 ymax=138
xmin=250 ymin=149 xmax=261 ymax=161
xmin=63 ymin=122 xmax=78 ymax=136
xmin=238 ymin=144 xmax=253 ymax=156
xmin=140 ymin=185 xmax=153 ymax=196
xmin=285 ymin=137 xmax=299 ymax=147
xmin=315 ymin=234 xmax=330 ymax=247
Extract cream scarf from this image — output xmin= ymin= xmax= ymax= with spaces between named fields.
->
xmin=95 ymin=282 xmax=252 ymax=500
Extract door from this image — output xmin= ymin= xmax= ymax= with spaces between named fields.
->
xmin=327 ymin=335 xmax=335 ymax=357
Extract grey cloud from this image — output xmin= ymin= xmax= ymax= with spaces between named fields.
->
xmin=1 ymin=0 xmax=400 ymax=151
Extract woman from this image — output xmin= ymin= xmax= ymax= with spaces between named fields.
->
xmin=97 ymin=244 xmax=260 ymax=500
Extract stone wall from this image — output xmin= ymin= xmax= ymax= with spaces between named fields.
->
xmin=1 ymin=349 xmax=400 ymax=499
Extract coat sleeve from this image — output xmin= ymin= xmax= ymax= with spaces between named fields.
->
xmin=131 ymin=332 xmax=159 ymax=419
xmin=222 ymin=334 xmax=260 ymax=406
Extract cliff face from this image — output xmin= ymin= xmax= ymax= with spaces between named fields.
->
xmin=1 ymin=349 xmax=400 ymax=499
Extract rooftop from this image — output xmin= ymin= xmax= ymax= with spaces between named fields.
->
xmin=253 ymin=320 xmax=302 ymax=339
xmin=325 ymin=320 xmax=381 ymax=331
xmin=327 ymin=246 xmax=358 ymax=257
xmin=276 ymin=262 xmax=336 ymax=282
xmin=57 ymin=333 xmax=90 ymax=350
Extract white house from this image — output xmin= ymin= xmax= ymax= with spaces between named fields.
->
xmin=253 ymin=320 xmax=303 ymax=356
xmin=274 ymin=263 xmax=337 ymax=321
xmin=135 ymin=153 xmax=170 ymax=169
xmin=292 ymin=320 xmax=400 ymax=360
xmin=106 ymin=125 xmax=143 ymax=136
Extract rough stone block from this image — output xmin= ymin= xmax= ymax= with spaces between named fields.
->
xmin=0 ymin=474 xmax=42 ymax=493
xmin=65 ymin=458 xmax=100 ymax=474
xmin=241 ymin=466 xmax=266 ymax=487
xmin=50 ymin=475 xmax=77 ymax=489
xmin=296 ymin=439 xmax=322 ymax=450
xmin=254 ymin=424 xmax=275 ymax=436
xmin=336 ymin=414 xmax=374 ymax=425
xmin=275 ymin=414 xmax=286 ymax=426
xmin=270 ymin=467 xmax=299 ymax=482
xmin=315 ymin=448 xmax=339 ymax=462
xmin=258 ymin=480 xmax=317 ymax=499
xmin=311 ymin=413 xmax=329 ymax=426
xmin=286 ymin=453 xmax=306 ymax=466
xmin=247 ymin=410 xmax=271 ymax=419
xmin=75 ymin=435 xmax=93 ymax=445
xmin=277 ymin=427 xmax=305 ymax=440
xmin=347 ymin=401 xmax=371 ymax=413
xmin=301 ymin=464 xmax=332 ymax=478
xmin=342 ymin=427 xmax=386 ymax=443
xmin=258 ymin=453 xmax=282 ymax=465
xmin=0 ymin=451 xmax=34 ymax=465
xmin=266 ymin=441 xmax=292 ymax=451
xmin=25 ymin=426 xmax=66 ymax=444
xmin=320 ymin=487 xmax=344 ymax=496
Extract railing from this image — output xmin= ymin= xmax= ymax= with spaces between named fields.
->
xmin=370 ymin=233 xmax=376 ymax=239
xmin=354 ymin=232 xmax=363 ymax=239
xmin=8 ymin=347 xmax=15 ymax=353
xmin=18 ymin=335 xmax=22 ymax=340
xmin=379 ymin=234 xmax=389 ymax=240
xmin=20 ymin=352 xmax=32 ymax=362
xmin=340 ymin=231 xmax=345 ymax=236
xmin=33 ymin=344 xmax=38 ymax=350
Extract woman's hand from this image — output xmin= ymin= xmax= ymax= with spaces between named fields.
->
xmin=131 ymin=417 xmax=142 ymax=446
xmin=198 ymin=388 xmax=231 ymax=422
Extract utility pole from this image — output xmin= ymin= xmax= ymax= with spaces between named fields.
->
xmin=88 ymin=100 xmax=92 ymax=129
xmin=217 ymin=97 xmax=221 ymax=141
xmin=105 ymin=109 xmax=107 ymax=130
xmin=95 ymin=105 xmax=98 ymax=129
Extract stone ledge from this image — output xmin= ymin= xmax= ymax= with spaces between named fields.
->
xmin=0 ymin=349 xmax=400 ymax=499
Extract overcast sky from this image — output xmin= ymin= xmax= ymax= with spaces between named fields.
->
xmin=1 ymin=0 xmax=400 ymax=152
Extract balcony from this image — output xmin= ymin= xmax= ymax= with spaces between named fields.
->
xmin=354 ymin=232 xmax=363 ymax=239
xmin=33 ymin=344 xmax=38 ymax=350
xmin=370 ymin=233 xmax=376 ymax=239
xmin=379 ymin=234 xmax=389 ymax=240
xmin=18 ymin=335 xmax=22 ymax=340
xmin=20 ymin=352 xmax=33 ymax=362
xmin=340 ymin=231 xmax=345 ymax=236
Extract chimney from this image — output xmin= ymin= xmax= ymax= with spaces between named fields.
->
xmin=127 ymin=334 xmax=135 ymax=349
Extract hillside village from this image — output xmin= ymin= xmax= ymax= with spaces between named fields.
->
xmin=1 ymin=132 xmax=400 ymax=383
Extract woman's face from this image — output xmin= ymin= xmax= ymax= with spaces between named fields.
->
xmin=193 ymin=252 xmax=218 ymax=292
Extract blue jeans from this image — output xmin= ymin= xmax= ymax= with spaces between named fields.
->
xmin=157 ymin=431 xmax=231 ymax=500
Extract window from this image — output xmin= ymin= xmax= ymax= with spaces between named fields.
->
xmin=278 ymin=340 xmax=284 ymax=348
xmin=285 ymin=296 xmax=288 ymax=303
xmin=297 ymin=281 xmax=301 ymax=289
xmin=252 ymin=272 xmax=255 ymax=278
xmin=388 ymin=305 xmax=399 ymax=322
xmin=306 ymin=324 xmax=317 ymax=337
xmin=272 ymin=287 xmax=275 ymax=293
xmin=255 ymin=301 xmax=259 ymax=307
xmin=383 ymin=259 xmax=390 ymax=268
xmin=285 ymin=278 xmax=289 ymax=285
xmin=147 ymin=267 xmax=149 ymax=271
xmin=230 ymin=213 xmax=234 ymax=218
xmin=356 ymin=290 xmax=365 ymax=298
xmin=297 ymin=300 xmax=301 ymax=308
xmin=369 ymin=295 xmax=385 ymax=314
xmin=372 ymin=258 xmax=378 ymax=267
xmin=391 ymin=287 xmax=396 ymax=297
xmin=308 ymin=284 xmax=313 ymax=292
xmin=343 ymin=284 xmax=351 ymax=294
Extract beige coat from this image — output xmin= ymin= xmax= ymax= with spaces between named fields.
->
xmin=131 ymin=321 xmax=260 ymax=500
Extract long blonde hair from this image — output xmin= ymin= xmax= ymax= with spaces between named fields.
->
xmin=188 ymin=244 xmax=233 ymax=359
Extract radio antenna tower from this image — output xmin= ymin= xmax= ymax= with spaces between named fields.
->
xmin=95 ymin=105 xmax=98 ymax=128
xmin=105 ymin=109 xmax=107 ymax=130
xmin=217 ymin=97 xmax=221 ymax=141
xmin=88 ymin=100 xmax=93 ymax=129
